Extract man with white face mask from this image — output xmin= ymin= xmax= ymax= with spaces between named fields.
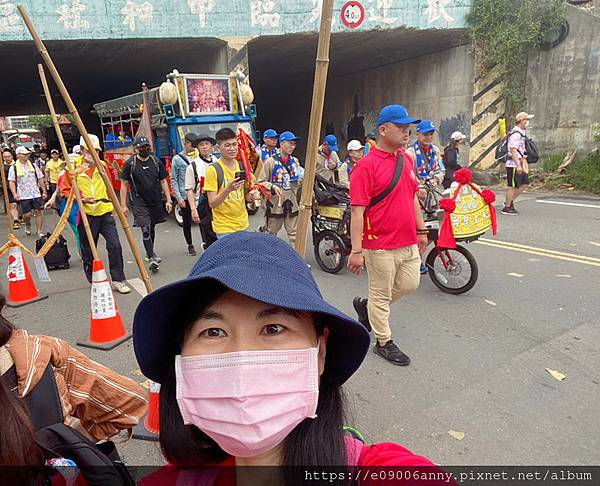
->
xmin=60 ymin=135 xmax=130 ymax=294
xmin=503 ymin=112 xmax=533 ymax=215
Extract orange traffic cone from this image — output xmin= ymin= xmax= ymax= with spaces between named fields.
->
xmin=133 ymin=380 xmax=160 ymax=441
xmin=6 ymin=244 xmax=48 ymax=307
xmin=77 ymin=259 xmax=131 ymax=350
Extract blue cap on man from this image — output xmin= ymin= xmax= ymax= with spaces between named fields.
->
xmin=263 ymin=129 xmax=278 ymax=139
xmin=416 ymin=120 xmax=436 ymax=134
xmin=279 ymin=131 xmax=300 ymax=142
xmin=324 ymin=134 xmax=338 ymax=152
xmin=376 ymin=104 xmax=421 ymax=127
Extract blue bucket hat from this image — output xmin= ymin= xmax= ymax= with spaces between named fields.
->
xmin=133 ymin=232 xmax=370 ymax=385
xmin=377 ymin=104 xmax=421 ymax=126
xmin=263 ymin=129 xmax=278 ymax=139
xmin=416 ymin=120 xmax=436 ymax=134
xmin=279 ymin=131 xmax=300 ymax=143
xmin=324 ymin=134 xmax=338 ymax=152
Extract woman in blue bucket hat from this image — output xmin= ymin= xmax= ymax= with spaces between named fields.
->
xmin=135 ymin=232 xmax=445 ymax=485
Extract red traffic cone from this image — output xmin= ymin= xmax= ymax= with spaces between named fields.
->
xmin=77 ymin=259 xmax=131 ymax=350
xmin=6 ymin=244 xmax=47 ymax=307
xmin=133 ymin=380 xmax=160 ymax=441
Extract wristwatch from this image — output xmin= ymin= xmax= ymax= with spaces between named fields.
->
xmin=351 ymin=249 xmax=363 ymax=255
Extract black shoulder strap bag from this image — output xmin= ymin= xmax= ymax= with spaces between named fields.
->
xmin=368 ymin=152 xmax=404 ymax=208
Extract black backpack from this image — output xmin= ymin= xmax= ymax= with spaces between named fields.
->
xmin=495 ymin=130 xmax=540 ymax=164
xmin=2 ymin=364 xmax=134 ymax=486
xmin=35 ymin=233 xmax=70 ymax=270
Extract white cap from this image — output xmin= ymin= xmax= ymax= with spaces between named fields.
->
xmin=347 ymin=140 xmax=364 ymax=151
xmin=79 ymin=134 xmax=101 ymax=152
xmin=451 ymin=131 xmax=467 ymax=141
xmin=15 ymin=146 xmax=30 ymax=155
xmin=72 ymin=145 xmax=81 ymax=154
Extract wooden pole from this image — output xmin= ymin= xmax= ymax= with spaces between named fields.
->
xmin=18 ymin=6 xmax=152 ymax=294
xmin=0 ymin=150 xmax=15 ymax=238
xmin=294 ymin=0 xmax=334 ymax=258
xmin=37 ymin=64 xmax=99 ymax=261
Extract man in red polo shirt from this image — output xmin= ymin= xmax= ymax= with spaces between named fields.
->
xmin=348 ymin=105 xmax=428 ymax=366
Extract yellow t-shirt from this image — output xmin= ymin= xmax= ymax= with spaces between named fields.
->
xmin=203 ymin=159 xmax=248 ymax=235
xmin=46 ymin=158 xmax=65 ymax=184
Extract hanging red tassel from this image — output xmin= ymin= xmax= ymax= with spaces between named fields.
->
xmin=437 ymin=198 xmax=457 ymax=249
xmin=481 ymin=189 xmax=497 ymax=236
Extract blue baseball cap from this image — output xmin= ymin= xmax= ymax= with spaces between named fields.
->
xmin=133 ymin=232 xmax=370 ymax=385
xmin=376 ymin=104 xmax=421 ymax=126
xmin=263 ymin=129 xmax=278 ymax=139
xmin=416 ymin=120 xmax=436 ymax=134
xmin=279 ymin=131 xmax=300 ymax=142
xmin=323 ymin=134 xmax=338 ymax=151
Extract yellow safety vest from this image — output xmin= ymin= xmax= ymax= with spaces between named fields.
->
xmin=75 ymin=158 xmax=114 ymax=216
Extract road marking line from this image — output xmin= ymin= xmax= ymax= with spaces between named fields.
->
xmin=127 ymin=277 xmax=148 ymax=297
xmin=555 ymin=274 xmax=572 ymax=278
xmin=536 ymin=200 xmax=600 ymax=209
xmin=590 ymin=242 xmax=600 ymax=247
xmin=476 ymin=241 xmax=600 ymax=267
xmin=508 ymin=272 xmax=524 ymax=277
xmin=479 ymin=238 xmax=600 ymax=263
xmin=484 ymin=300 xmax=497 ymax=306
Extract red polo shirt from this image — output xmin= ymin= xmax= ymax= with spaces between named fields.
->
xmin=350 ymin=147 xmax=419 ymax=250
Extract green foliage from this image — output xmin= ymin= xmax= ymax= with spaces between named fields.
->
xmin=593 ymin=124 xmax=600 ymax=144
xmin=466 ymin=0 xmax=565 ymax=111
xmin=27 ymin=114 xmax=75 ymax=130
xmin=540 ymin=151 xmax=567 ymax=172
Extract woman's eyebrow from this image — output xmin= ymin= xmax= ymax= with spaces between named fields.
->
xmin=196 ymin=309 xmax=223 ymax=320
xmin=256 ymin=307 xmax=304 ymax=320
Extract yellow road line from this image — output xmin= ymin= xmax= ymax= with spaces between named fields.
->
xmin=479 ymin=238 xmax=600 ymax=263
xmin=475 ymin=241 xmax=600 ymax=267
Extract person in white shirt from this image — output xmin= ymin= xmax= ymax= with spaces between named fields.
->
xmin=185 ymin=134 xmax=218 ymax=250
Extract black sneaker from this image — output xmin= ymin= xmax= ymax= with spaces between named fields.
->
xmin=149 ymin=259 xmax=160 ymax=273
xmin=187 ymin=245 xmax=196 ymax=256
xmin=510 ymin=202 xmax=519 ymax=214
xmin=352 ymin=297 xmax=371 ymax=332
xmin=501 ymin=206 xmax=517 ymax=215
xmin=374 ymin=340 xmax=410 ymax=366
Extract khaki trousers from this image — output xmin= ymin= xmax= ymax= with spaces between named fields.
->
xmin=364 ymin=245 xmax=421 ymax=344
xmin=265 ymin=214 xmax=298 ymax=245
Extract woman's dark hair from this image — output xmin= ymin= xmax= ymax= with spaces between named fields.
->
xmin=0 ymin=294 xmax=42 ymax=466
xmin=159 ymin=283 xmax=349 ymax=480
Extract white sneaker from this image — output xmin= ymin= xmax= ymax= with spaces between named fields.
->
xmin=112 ymin=281 xmax=131 ymax=294
xmin=25 ymin=225 xmax=31 ymax=235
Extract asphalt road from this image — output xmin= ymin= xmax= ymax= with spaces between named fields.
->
xmin=2 ymin=189 xmax=599 ymax=466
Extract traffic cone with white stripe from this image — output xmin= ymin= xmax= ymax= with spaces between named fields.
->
xmin=6 ymin=244 xmax=48 ymax=307
xmin=133 ymin=380 xmax=160 ymax=441
xmin=77 ymin=259 xmax=131 ymax=350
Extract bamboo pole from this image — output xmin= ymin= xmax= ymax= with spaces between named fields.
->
xmin=18 ymin=6 xmax=152 ymax=294
xmin=294 ymin=0 xmax=334 ymax=258
xmin=38 ymin=64 xmax=99 ymax=261
xmin=0 ymin=149 xmax=15 ymax=238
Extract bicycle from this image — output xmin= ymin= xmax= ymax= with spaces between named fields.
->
xmin=419 ymin=179 xmax=479 ymax=295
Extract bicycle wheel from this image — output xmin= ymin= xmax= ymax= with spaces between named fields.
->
xmin=173 ymin=204 xmax=184 ymax=227
xmin=314 ymin=230 xmax=348 ymax=274
xmin=426 ymin=244 xmax=478 ymax=295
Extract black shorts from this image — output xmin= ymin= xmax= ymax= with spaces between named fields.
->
xmin=506 ymin=167 xmax=529 ymax=188
xmin=132 ymin=203 xmax=166 ymax=228
xmin=19 ymin=197 xmax=43 ymax=214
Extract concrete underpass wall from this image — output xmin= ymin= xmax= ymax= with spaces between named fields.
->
xmin=321 ymin=44 xmax=474 ymax=159
xmin=526 ymin=5 xmax=600 ymax=155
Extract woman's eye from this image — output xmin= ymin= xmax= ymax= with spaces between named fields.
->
xmin=199 ymin=328 xmax=227 ymax=338
xmin=261 ymin=324 xmax=285 ymax=336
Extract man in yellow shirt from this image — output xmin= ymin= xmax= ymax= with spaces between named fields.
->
xmin=60 ymin=135 xmax=130 ymax=294
xmin=203 ymin=128 xmax=253 ymax=239
xmin=45 ymin=149 xmax=65 ymax=208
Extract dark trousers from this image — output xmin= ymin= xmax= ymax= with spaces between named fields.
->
xmin=78 ymin=212 xmax=126 ymax=283
xmin=182 ymin=199 xmax=217 ymax=248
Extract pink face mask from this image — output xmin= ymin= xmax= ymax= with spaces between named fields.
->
xmin=175 ymin=346 xmax=319 ymax=458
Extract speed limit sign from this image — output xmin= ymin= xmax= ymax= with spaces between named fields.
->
xmin=341 ymin=1 xmax=365 ymax=29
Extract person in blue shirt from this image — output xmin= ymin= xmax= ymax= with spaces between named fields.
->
xmin=256 ymin=129 xmax=280 ymax=162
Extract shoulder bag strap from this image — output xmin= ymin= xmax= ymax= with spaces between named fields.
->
xmin=368 ymin=153 xmax=404 ymax=208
